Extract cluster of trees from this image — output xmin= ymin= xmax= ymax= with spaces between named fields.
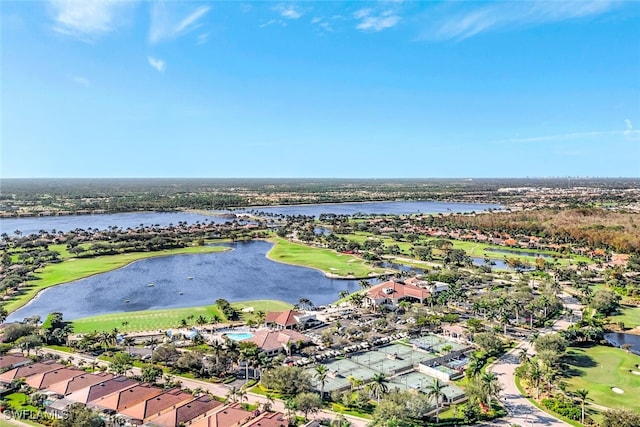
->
xmin=516 ymin=334 xmax=567 ymax=402
xmin=215 ymin=299 xmax=239 ymax=321
xmin=430 ymin=208 xmax=640 ymax=253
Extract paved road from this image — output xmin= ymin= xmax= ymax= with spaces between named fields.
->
xmin=489 ymin=342 xmax=570 ymax=427
xmin=487 ymin=292 xmax=586 ymax=427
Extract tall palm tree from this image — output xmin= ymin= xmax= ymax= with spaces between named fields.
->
xmin=315 ymin=365 xmax=328 ymax=400
xmin=574 ymin=389 xmax=589 ymax=424
xmin=527 ymin=360 xmax=543 ymax=400
xmin=123 ymin=336 xmax=135 ymax=356
xmin=480 ymin=372 xmax=502 ymax=409
xmin=425 ymin=379 xmax=447 ymax=423
xmin=366 ymin=373 xmax=388 ymax=402
xmin=284 ymin=398 xmax=297 ymax=424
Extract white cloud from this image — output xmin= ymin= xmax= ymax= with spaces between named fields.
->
xmin=69 ymin=75 xmax=90 ymax=87
xmin=355 ymin=9 xmax=400 ymax=32
xmin=495 ymin=127 xmax=640 ymax=144
xmin=275 ymin=4 xmax=302 ymax=20
xmin=421 ymin=0 xmax=620 ymax=41
xmin=147 ymin=56 xmax=166 ymax=72
xmin=624 ymin=119 xmax=640 ymax=141
xmin=149 ymin=2 xmax=210 ymax=44
xmin=353 ymin=8 xmax=372 ymax=20
xmin=49 ymin=0 xmax=130 ymax=40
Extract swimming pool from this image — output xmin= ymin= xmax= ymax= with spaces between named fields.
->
xmin=226 ymin=332 xmax=254 ymax=341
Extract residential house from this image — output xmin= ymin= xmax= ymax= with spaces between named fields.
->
xmin=189 ymin=403 xmax=254 ymax=427
xmin=90 ymin=383 xmax=164 ymax=414
xmin=120 ymin=387 xmax=193 ymax=425
xmin=143 ymin=395 xmax=223 ymax=427
xmin=264 ymin=310 xmax=317 ymax=330
xmin=26 ymin=367 xmax=85 ymax=390
xmin=245 ymin=329 xmax=311 ymax=357
xmin=0 ymin=362 xmax=65 ymax=383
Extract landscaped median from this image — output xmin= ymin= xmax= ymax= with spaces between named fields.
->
xmin=4 ymin=245 xmax=229 ymax=314
xmin=267 ymin=238 xmax=384 ymax=278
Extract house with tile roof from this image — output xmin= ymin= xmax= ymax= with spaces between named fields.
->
xmin=47 ymin=372 xmax=114 ymax=396
xmin=120 ymin=387 xmax=194 ymax=424
xmin=25 ymin=367 xmax=85 ymax=390
xmin=189 ymin=403 xmax=254 ymax=427
xmin=244 ymin=329 xmax=311 ymax=357
xmin=0 ymin=361 xmax=65 ymax=383
xmin=90 ymin=383 xmax=164 ymax=413
xmin=143 ymin=395 xmax=223 ymax=427
xmin=264 ymin=310 xmax=317 ymax=330
xmin=364 ymin=278 xmax=448 ymax=309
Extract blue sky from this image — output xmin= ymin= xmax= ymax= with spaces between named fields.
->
xmin=2 ymin=0 xmax=639 ymax=178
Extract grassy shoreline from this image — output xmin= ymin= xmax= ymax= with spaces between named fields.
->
xmin=72 ymin=299 xmax=293 ymax=333
xmin=266 ymin=238 xmax=384 ymax=278
xmin=5 ymin=245 xmax=229 ymax=314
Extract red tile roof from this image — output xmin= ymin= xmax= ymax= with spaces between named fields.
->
xmin=366 ymin=279 xmax=430 ymax=302
xmin=246 ymin=330 xmax=310 ymax=353
xmin=264 ymin=310 xmax=303 ymax=327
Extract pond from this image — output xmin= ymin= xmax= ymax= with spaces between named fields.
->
xmin=484 ymin=248 xmax=553 ymax=259
xmin=231 ymin=200 xmax=502 ymax=218
xmin=0 ymin=212 xmax=236 ymax=236
xmin=604 ymin=332 xmax=640 ymax=356
xmin=6 ymin=241 xmax=365 ymax=322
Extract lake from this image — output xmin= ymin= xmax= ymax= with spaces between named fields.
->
xmin=6 ymin=241 xmax=364 ymax=322
xmin=234 ymin=200 xmax=502 ymax=218
xmin=0 ymin=201 xmax=501 ymax=236
xmin=604 ymin=332 xmax=640 ymax=356
xmin=0 ymin=212 xmax=234 ymax=236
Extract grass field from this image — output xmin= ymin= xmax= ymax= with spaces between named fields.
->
xmin=267 ymin=238 xmax=383 ymax=277
xmin=609 ymin=305 xmax=640 ymax=329
xmin=72 ymin=299 xmax=292 ymax=333
xmin=563 ymin=345 xmax=640 ymax=410
xmin=5 ymin=245 xmax=229 ymax=313
xmin=335 ymin=231 xmax=589 ymax=266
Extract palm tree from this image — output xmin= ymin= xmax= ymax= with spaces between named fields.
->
xmin=527 ymin=361 xmax=543 ymax=400
xmin=196 ymin=315 xmax=207 ymax=331
xmin=366 ymin=373 xmax=388 ymax=402
xmin=315 ymin=365 xmax=328 ymax=400
xmin=123 ymin=336 xmax=135 ymax=356
xmin=262 ymin=393 xmax=275 ymax=412
xmin=480 ymin=372 xmax=502 ymax=409
xmin=347 ymin=375 xmax=362 ymax=391
xmin=518 ymin=349 xmax=530 ymax=364
xmin=284 ymin=398 xmax=297 ymax=424
xmin=358 ymin=279 xmax=371 ymax=290
xmin=574 ymin=389 xmax=589 ymax=424
xmin=226 ymin=386 xmax=239 ymax=403
xmin=425 ymin=379 xmax=447 ymax=423
xmin=97 ymin=331 xmax=112 ymax=351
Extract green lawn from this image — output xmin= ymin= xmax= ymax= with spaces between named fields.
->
xmin=609 ymin=305 xmax=640 ymax=329
xmin=563 ymin=345 xmax=640 ymax=410
xmin=267 ymin=238 xmax=383 ymax=278
xmin=336 ymin=231 xmax=589 ymax=266
xmin=72 ymin=299 xmax=292 ymax=333
xmin=4 ymin=245 xmax=229 ymax=313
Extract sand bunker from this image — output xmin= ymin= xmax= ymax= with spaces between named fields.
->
xmin=611 ymin=387 xmax=624 ymax=394
xmin=631 ymin=371 xmax=640 ymax=376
